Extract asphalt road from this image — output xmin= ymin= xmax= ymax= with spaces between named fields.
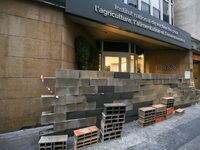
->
xmin=1 ymin=104 xmax=200 ymax=150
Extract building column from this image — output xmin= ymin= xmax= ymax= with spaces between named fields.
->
xmin=150 ymin=0 xmax=153 ymax=16
xmin=160 ymin=0 xmax=163 ymax=20
xmin=138 ymin=0 xmax=142 ymax=10
xmin=169 ymin=0 xmax=172 ymax=24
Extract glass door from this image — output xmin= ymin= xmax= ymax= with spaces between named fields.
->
xmin=104 ymin=55 xmax=128 ymax=72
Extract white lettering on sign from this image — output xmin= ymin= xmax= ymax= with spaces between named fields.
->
xmin=94 ymin=4 xmax=186 ymax=43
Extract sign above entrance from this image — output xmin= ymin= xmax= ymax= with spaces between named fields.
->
xmin=65 ymin=0 xmax=191 ymax=49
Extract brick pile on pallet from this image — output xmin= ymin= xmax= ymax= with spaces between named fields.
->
xmin=73 ymin=126 xmax=99 ymax=150
xmin=161 ymin=97 xmax=175 ymax=119
xmin=100 ymin=103 xmax=126 ymax=142
xmin=138 ymin=106 xmax=156 ymax=127
xmin=38 ymin=135 xmax=68 ymax=150
xmin=152 ymin=104 xmax=167 ymax=123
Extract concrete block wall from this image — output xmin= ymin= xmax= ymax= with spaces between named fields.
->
xmin=0 ymin=0 xmax=94 ymax=132
xmin=40 ymin=69 xmax=200 ymax=135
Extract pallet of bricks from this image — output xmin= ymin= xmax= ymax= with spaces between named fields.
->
xmin=100 ymin=103 xmax=126 ymax=142
xmin=73 ymin=126 xmax=99 ymax=150
xmin=152 ymin=104 xmax=167 ymax=123
xmin=161 ymin=97 xmax=175 ymax=119
xmin=138 ymin=106 xmax=156 ymax=127
xmin=38 ymin=135 xmax=68 ymax=150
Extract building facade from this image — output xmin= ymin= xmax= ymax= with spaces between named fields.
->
xmin=0 ymin=0 xmax=196 ymax=132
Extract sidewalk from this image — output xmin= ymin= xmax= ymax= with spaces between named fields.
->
xmin=1 ymin=104 xmax=200 ymax=150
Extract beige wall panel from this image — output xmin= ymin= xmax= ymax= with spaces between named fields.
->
xmin=0 ymin=34 xmax=8 ymax=56
xmin=0 ymin=57 xmax=61 ymax=77
xmin=145 ymin=49 xmax=189 ymax=74
xmin=0 ymin=78 xmax=48 ymax=99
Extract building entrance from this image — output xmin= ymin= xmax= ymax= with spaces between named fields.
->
xmin=101 ymin=41 xmax=144 ymax=73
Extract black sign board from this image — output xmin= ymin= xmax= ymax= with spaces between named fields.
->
xmin=66 ymin=0 xmax=191 ymax=49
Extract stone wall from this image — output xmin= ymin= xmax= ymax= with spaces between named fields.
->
xmin=41 ymin=69 xmax=200 ymax=136
xmin=0 ymin=0 xmax=93 ymax=132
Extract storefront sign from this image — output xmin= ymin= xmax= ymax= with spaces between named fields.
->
xmin=66 ymin=0 xmax=191 ymax=49
xmin=157 ymin=65 xmax=176 ymax=71
xmin=192 ymin=54 xmax=200 ymax=61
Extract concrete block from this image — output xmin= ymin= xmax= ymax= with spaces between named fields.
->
xmin=65 ymin=95 xmax=87 ymax=104
xmin=55 ymin=79 xmax=90 ymax=87
xmin=142 ymin=73 xmax=152 ymax=79
xmin=41 ymin=112 xmax=66 ymax=125
xmin=40 ymin=95 xmax=57 ymax=106
xmin=130 ymin=73 xmax=142 ymax=80
xmin=56 ymin=69 xmax=79 ymax=79
xmin=55 ymin=87 xmax=79 ymax=96
xmin=54 ymin=117 xmax=96 ymax=132
xmin=114 ymin=72 xmax=130 ymax=79
xmin=97 ymin=71 xmax=114 ymax=78
xmin=39 ymin=135 xmax=68 ymax=150
xmin=79 ymin=71 xmax=97 ymax=78
xmin=98 ymin=86 xmax=114 ymax=93
xmin=54 ymin=104 xmax=77 ymax=113
xmin=79 ymin=86 xmax=97 ymax=95
xmin=90 ymin=79 xmax=107 ymax=86
xmin=114 ymin=85 xmax=139 ymax=92
xmin=66 ymin=109 xmax=103 ymax=120
xmin=54 ymin=102 xmax=96 ymax=113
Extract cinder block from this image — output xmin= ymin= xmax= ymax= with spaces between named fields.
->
xmin=98 ymin=86 xmax=114 ymax=93
xmin=114 ymin=72 xmax=130 ymax=79
xmin=79 ymin=71 xmax=97 ymax=78
xmin=130 ymin=73 xmax=142 ymax=79
xmin=97 ymin=71 xmax=114 ymax=78
xmin=104 ymin=103 xmax=126 ymax=115
xmin=55 ymin=78 xmax=88 ymax=87
xmin=175 ymin=108 xmax=185 ymax=115
xmin=40 ymin=95 xmax=57 ymax=106
xmin=114 ymin=85 xmax=139 ymax=92
xmin=54 ymin=102 xmax=96 ymax=113
xmin=54 ymin=117 xmax=97 ymax=132
xmin=41 ymin=112 xmax=66 ymax=125
xmin=90 ymin=79 xmax=107 ymax=86
xmin=39 ymin=135 xmax=68 ymax=150
xmin=56 ymin=69 xmax=79 ymax=78
xmin=55 ymin=87 xmax=79 ymax=96
xmin=79 ymin=86 xmax=97 ymax=95
xmin=100 ymin=130 xmax=121 ymax=142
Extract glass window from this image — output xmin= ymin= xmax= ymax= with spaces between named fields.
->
xmin=171 ymin=4 xmax=174 ymax=25
xmin=130 ymin=55 xmax=135 ymax=73
xmin=121 ymin=57 xmax=127 ymax=72
xmin=141 ymin=1 xmax=150 ymax=14
xmin=152 ymin=0 xmax=160 ymax=10
xmin=153 ymin=7 xmax=160 ymax=19
xmin=104 ymin=42 xmax=128 ymax=52
xmin=127 ymin=0 xmax=138 ymax=8
xmin=163 ymin=0 xmax=169 ymax=23
xmin=142 ymin=0 xmax=150 ymax=4
xmin=137 ymin=55 xmax=144 ymax=73
xmin=105 ymin=56 xmax=119 ymax=72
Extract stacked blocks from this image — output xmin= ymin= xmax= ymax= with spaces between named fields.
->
xmin=161 ymin=97 xmax=175 ymax=119
xmin=38 ymin=135 xmax=68 ymax=150
xmin=100 ymin=103 xmax=126 ymax=142
xmin=152 ymin=104 xmax=167 ymax=123
xmin=73 ymin=126 xmax=99 ymax=150
xmin=138 ymin=106 xmax=156 ymax=127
